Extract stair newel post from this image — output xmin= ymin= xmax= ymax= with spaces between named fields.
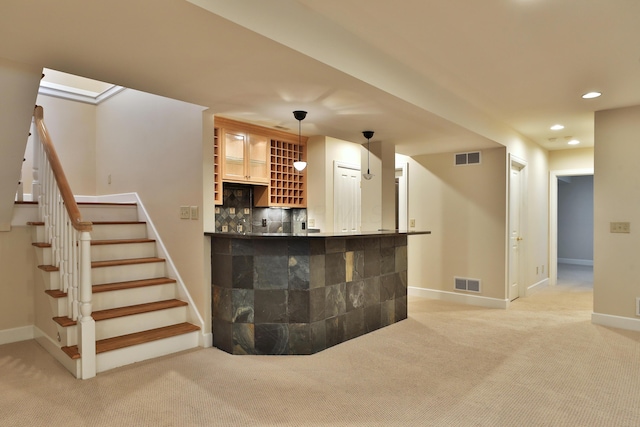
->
xmin=78 ymin=230 xmax=96 ymax=379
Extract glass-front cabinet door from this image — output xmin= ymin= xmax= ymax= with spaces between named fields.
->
xmin=247 ymin=133 xmax=269 ymax=184
xmin=222 ymin=131 xmax=246 ymax=182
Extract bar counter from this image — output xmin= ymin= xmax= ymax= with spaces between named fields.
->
xmin=206 ymin=230 xmax=430 ymax=355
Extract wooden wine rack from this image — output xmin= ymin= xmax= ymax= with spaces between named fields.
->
xmin=254 ymin=138 xmax=307 ymax=208
xmin=214 ymin=127 xmax=222 ymax=205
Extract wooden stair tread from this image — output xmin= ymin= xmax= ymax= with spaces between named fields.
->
xmin=32 ymin=238 xmax=155 ymax=248
xmin=27 ymin=221 xmax=44 ymax=226
xmin=76 ymin=202 xmax=137 ymax=206
xmin=53 ymin=299 xmax=188 ymax=326
xmin=92 ymin=257 xmax=164 ymax=268
xmin=44 ymin=277 xmax=177 ymax=298
xmin=61 ymin=322 xmax=200 ymax=359
xmin=93 ymin=277 xmax=177 ymax=293
xmin=91 ymin=238 xmax=156 ymax=246
xmin=39 ymin=257 xmax=164 ymax=272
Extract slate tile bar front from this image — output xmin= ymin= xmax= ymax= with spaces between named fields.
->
xmin=208 ymin=232 xmax=413 ymax=355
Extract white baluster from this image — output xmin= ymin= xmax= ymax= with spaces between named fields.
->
xmin=32 ymin=118 xmax=41 ymax=203
xmin=78 ymin=231 xmax=95 ymax=379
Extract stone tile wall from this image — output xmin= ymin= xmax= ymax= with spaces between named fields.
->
xmin=215 ymin=183 xmax=306 ymax=233
xmin=211 ymin=234 xmax=408 ymax=355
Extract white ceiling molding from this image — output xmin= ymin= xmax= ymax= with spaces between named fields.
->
xmin=39 ymin=81 xmax=125 ymax=105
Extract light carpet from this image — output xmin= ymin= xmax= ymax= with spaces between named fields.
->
xmin=2 ymin=267 xmax=639 ymax=426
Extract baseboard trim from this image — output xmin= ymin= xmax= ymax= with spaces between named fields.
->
xmin=592 ymin=312 xmax=640 ymax=332
xmin=527 ymin=278 xmax=549 ymax=296
xmin=0 ymin=325 xmax=34 ymax=345
xmin=408 ymin=287 xmax=509 ymax=309
xmin=558 ymin=258 xmax=594 ymax=266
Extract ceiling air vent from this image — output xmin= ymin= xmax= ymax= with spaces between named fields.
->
xmin=455 ymin=151 xmax=481 ymax=166
xmin=454 ymin=276 xmax=482 ymax=293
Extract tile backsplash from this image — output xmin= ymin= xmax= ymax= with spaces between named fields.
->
xmin=215 ymin=183 xmax=306 ymax=234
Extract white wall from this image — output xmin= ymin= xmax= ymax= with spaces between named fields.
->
xmin=95 ymin=89 xmax=210 ymax=331
xmin=406 ymin=147 xmax=507 ymax=299
xmin=593 ymin=105 xmax=640 ymax=321
xmin=549 ymin=147 xmax=594 ymax=171
xmin=23 ymin=94 xmax=98 ymax=197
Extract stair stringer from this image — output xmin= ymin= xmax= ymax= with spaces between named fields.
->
xmin=75 ymin=193 xmax=211 ymax=348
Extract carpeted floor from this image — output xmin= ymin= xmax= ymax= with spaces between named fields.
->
xmin=2 ymin=264 xmax=639 ymax=426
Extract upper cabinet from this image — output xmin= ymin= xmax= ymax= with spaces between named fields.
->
xmin=220 ymin=124 xmax=269 ymax=185
xmin=215 ymin=116 xmax=308 ymax=208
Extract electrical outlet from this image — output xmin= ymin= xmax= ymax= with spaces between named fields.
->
xmin=190 ymin=206 xmax=198 ymax=220
xmin=180 ymin=206 xmax=190 ymax=219
xmin=410 ymin=219 xmax=416 ymax=228
xmin=237 ymin=225 xmax=243 ymax=232
xmin=244 ymin=208 xmax=250 ymax=215
xmin=215 ymin=207 xmax=220 ymax=214
xmin=262 ymin=218 xmax=267 ymax=227
xmin=542 ymin=265 xmax=545 ymax=274
xmin=309 ymin=218 xmax=315 ymax=227
xmin=536 ymin=266 xmax=539 ymax=274
xmin=610 ymin=222 xmax=630 ymax=233
xmin=222 ymin=225 xmax=228 ymax=232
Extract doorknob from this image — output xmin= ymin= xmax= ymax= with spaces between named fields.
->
xmin=516 ymin=236 xmax=523 ymax=241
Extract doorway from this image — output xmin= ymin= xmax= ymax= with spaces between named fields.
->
xmin=549 ymin=168 xmax=594 ymax=286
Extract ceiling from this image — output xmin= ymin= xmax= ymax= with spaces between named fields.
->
xmin=2 ymin=0 xmax=639 ymax=156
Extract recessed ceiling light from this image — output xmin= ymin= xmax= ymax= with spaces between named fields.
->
xmin=582 ymin=91 xmax=602 ymax=99
xmin=568 ymin=139 xmax=580 ymax=145
xmin=550 ymin=124 xmax=564 ymax=131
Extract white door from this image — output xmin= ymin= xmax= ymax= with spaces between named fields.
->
xmin=334 ymin=162 xmax=361 ymax=232
xmin=509 ymin=160 xmax=525 ymax=301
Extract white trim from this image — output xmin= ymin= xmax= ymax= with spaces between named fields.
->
xmin=526 ymin=278 xmax=549 ymax=296
xmin=408 ymin=286 xmax=509 ymax=309
xmin=0 ymin=325 xmax=34 ymax=345
xmin=549 ymin=168 xmax=594 ymax=286
xmin=508 ymin=154 xmax=528 ymax=300
xmin=592 ymin=312 xmax=640 ymax=332
xmin=34 ymin=327 xmax=80 ymax=377
xmin=558 ymin=258 xmax=594 ymax=266
xmin=39 ymin=83 xmax=125 ymax=105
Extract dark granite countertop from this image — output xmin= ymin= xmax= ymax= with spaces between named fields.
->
xmin=205 ymin=230 xmax=431 ymax=239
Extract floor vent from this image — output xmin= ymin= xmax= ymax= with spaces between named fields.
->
xmin=455 ymin=151 xmax=481 ymax=166
xmin=454 ymin=277 xmax=482 ymax=293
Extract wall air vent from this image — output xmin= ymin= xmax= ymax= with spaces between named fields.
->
xmin=454 ymin=277 xmax=482 ymax=293
xmin=454 ymin=151 xmax=481 ymax=166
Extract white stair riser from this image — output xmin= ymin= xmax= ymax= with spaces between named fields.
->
xmin=92 ymin=283 xmax=177 ymax=311
xmin=91 ymin=223 xmax=147 ymax=240
xmin=91 ymin=242 xmax=156 ymax=262
xmin=92 ymin=262 xmax=166 ymax=285
xmin=33 ymin=246 xmax=51 ymax=266
xmin=96 ymin=331 xmax=199 ymax=373
xmin=95 ymin=306 xmax=189 ymax=341
xmin=62 ymin=306 xmax=189 ymax=345
xmin=39 ymin=270 xmax=59 ymax=290
xmin=49 ymin=283 xmax=178 ymax=316
xmin=31 ymin=225 xmax=45 ymax=243
xmin=78 ymin=205 xmax=138 ymax=222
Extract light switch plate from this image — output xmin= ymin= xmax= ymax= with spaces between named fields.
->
xmin=180 ymin=206 xmax=190 ymax=219
xmin=190 ymin=206 xmax=198 ymax=220
xmin=610 ymin=222 xmax=630 ymax=233
xmin=409 ymin=219 xmax=416 ymax=228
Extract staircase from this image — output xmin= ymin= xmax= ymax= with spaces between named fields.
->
xmin=30 ymin=201 xmax=201 ymax=376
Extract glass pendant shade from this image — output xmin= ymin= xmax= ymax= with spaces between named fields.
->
xmin=293 ymin=110 xmax=307 ymax=171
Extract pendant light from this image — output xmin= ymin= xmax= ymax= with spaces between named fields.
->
xmin=362 ymin=130 xmax=374 ymax=180
xmin=293 ymin=110 xmax=307 ymax=171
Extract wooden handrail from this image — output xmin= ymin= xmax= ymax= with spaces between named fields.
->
xmin=33 ymin=106 xmax=92 ymax=232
